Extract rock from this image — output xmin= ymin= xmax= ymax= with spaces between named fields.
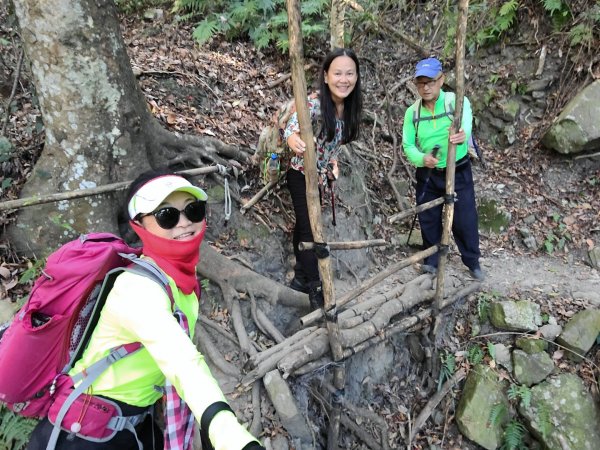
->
xmin=490 ymin=300 xmax=542 ymax=332
xmin=515 ymin=336 xmax=548 ymax=353
xmin=539 ymin=324 xmax=562 ymax=341
xmin=542 ymin=80 xmax=600 ymax=154
xmin=494 ymin=98 xmax=521 ymax=122
xmin=556 ymin=309 xmax=600 ymax=361
xmin=526 ymin=78 xmax=551 ymax=93
xmin=519 ymin=374 xmax=600 ymax=450
xmin=492 ymin=343 xmax=512 ymax=372
xmin=523 ymin=235 xmax=538 ymax=250
xmin=456 ymin=365 xmax=509 ymax=450
xmin=143 ymin=8 xmax=164 ymax=21
xmin=0 ymin=300 xmax=19 ymax=324
xmin=523 ymin=214 xmax=536 ymax=225
xmin=512 ymin=349 xmax=554 ymax=386
xmin=263 ymin=370 xmax=313 ymax=446
xmin=572 ymin=289 xmax=600 ymax=307
xmin=588 ymin=247 xmax=600 ymax=270
xmin=504 ymin=124 xmax=517 ymax=144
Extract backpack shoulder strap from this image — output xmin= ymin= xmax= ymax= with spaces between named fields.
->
xmin=411 ymin=98 xmax=422 ymax=126
xmin=411 ymin=98 xmax=422 ymax=149
xmin=67 ymin=256 xmax=173 ymax=369
xmin=444 ymin=91 xmax=455 ymax=121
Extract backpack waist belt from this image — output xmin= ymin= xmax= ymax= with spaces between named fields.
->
xmin=432 ymin=155 xmax=470 ymax=173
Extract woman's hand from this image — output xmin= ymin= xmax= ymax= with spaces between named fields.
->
xmin=449 ymin=128 xmax=466 ymax=145
xmin=329 ymin=159 xmax=339 ymax=180
xmin=287 ymin=133 xmax=306 ymax=156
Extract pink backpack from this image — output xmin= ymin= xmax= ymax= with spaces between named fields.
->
xmin=0 ymin=233 xmax=167 ymax=419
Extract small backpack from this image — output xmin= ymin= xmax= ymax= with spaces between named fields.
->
xmin=256 ymin=92 xmax=319 ymax=184
xmin=0 ymin=233 xmax=169 ymax=419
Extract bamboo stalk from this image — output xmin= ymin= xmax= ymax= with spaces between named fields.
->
xmin=387 ymin=197 xmax=445 ymax=224
xmin=301 ymin=245 xmax=439 ymax=327
xmin=299 ymin=239 xmax=387 ymax=251
xmin=0 ymin=166 xmax=222 ymax=212
xmin=286 ymin=7 xmax=345 ymax=450
xmin=433 ymin=0 xmax=469 ymax=325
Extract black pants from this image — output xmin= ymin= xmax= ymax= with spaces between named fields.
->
xmin=415 ymin=160 xmax=481 ymax=270
xmin=27 ymin=399 xmax=163 ymax=450
xmin=286 ymin=168 xmax=320 ymax=283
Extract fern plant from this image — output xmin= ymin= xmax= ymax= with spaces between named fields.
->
xmin=507 ymin=383 xmax=532 ymax=409
xmin=500 ymin=419 xmax=526 ymax=450
xmin=467 ymin=345 xmax=485 ymax=365
xmin=437 ymin=351 xmax=456 ymax=391
xmin=488 ymin=402 xmax=508 ymax=428
xmin=174 ymin=0 xmax=329 ymax=52
xmin=0 ymin=404 xmax=37 ymax=450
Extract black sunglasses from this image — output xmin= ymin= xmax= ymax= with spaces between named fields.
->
xmin=141 ymin=200 xmax=206 ymax=230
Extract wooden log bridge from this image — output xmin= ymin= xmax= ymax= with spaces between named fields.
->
xmin=0 ymin=166 xmax=224 ymax=212
xmin=243 ymin=280 xmax=480 ymax=385
xmin=298 ymin=239 xmax=387 ymax=251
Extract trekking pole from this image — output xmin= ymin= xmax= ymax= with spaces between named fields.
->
xmin=406 ymin=145 xmax=441 ymax=245
xmin=470 ymin=135 xmax=487 ymax=170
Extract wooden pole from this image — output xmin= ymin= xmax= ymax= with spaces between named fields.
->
xmin=286 ymin=1 xmax=345 ymax=447
xmin=0 ymin=166 xmax=223 ymax=212
xmin=299 ymin=239 xmax=387 ymax=251
xmin=387 ymin=197 xmax=445 ymax=224
xmin=433 ymin=0 xmax=469 ymax=327
xmin=301 ymin=245 xmax=439 ymax=327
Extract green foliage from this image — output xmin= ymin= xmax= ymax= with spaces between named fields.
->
xmin=1 ymin=178 xmax=13 ymax=191
xmin=488 ymin=402 xmax=508 ymax=427
xmin=467 ymin=345 xmax=485 ymax=365
xmin=0 ymin=137 xmax=13 ymax=163
xmin=438 ymin=351 xmax=456 ymax=391
xmin=543 ymin=213 xmax=572 ymax=254
xmin=476 ymin=291 xmax=500 ymax=321
xmin=487 ymin=341 xmax=496 ymax=361
xmin=477 ymin=294 xmax=490 ymax=321
xmin=174 ymin=0 xmax=329 ymax=52
xmin=538 ymin=403 xmax=552 ymax=440
xmin=0 ymin=404 xmax=37 ymax=450
xmin=447 ymin=0 xmax=594 ymax=54
xmin=508 ymin=383 xmax=532 ymax=409
xmin=500 ymin=419 xmax=526 ymax=450
xmin=115 ymin=0 xmax=167 ymax=14
xmin=18 ymin=259 xmax=44 ymax=285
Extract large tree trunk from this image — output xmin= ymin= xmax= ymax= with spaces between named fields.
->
xmin=8 ymin=0 xmax=245 ymax=255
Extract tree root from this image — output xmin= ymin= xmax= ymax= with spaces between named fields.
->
xmin=407 ymin=368 xmax=466 ymax=445
xmin=198 ymin=241 xmax=309 ymax=309
xmin=249 ymin=292 xmax=285 ymax=344
xmin=194 ymin=322 xmax=241 ymax=379
xmin=310 ymin=383 xmax=387 ymax=450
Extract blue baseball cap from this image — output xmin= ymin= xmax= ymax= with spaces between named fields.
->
xmin=415 ymin=58 xmax=442 ymax=78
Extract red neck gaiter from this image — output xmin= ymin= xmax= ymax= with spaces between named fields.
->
xmin=130 ymin=221 xmax=205 ymax=295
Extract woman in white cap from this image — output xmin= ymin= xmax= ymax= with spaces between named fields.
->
xmin=27 ymin=168 xmax=264 ymax=450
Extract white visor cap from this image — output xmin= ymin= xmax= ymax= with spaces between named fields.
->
xmin=128 ymin=175 xmax=208 ymax=219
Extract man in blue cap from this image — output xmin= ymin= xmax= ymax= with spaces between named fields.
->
xmin=402 ymin=57 xmax=484 ymax=281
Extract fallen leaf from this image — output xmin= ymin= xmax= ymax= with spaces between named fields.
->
xmin=0 ymin=266 xmax=10 ymax=279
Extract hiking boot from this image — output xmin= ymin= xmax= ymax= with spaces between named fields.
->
xmin=469 ymin=267 xmax=485 ymax=281
xmin=289 ymin=277 xmax=310 ymax=294
xmin=421 ymin=264 xmax=437 ymax=275
xmin=308 ymin=281 xmax=324 ymax=310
